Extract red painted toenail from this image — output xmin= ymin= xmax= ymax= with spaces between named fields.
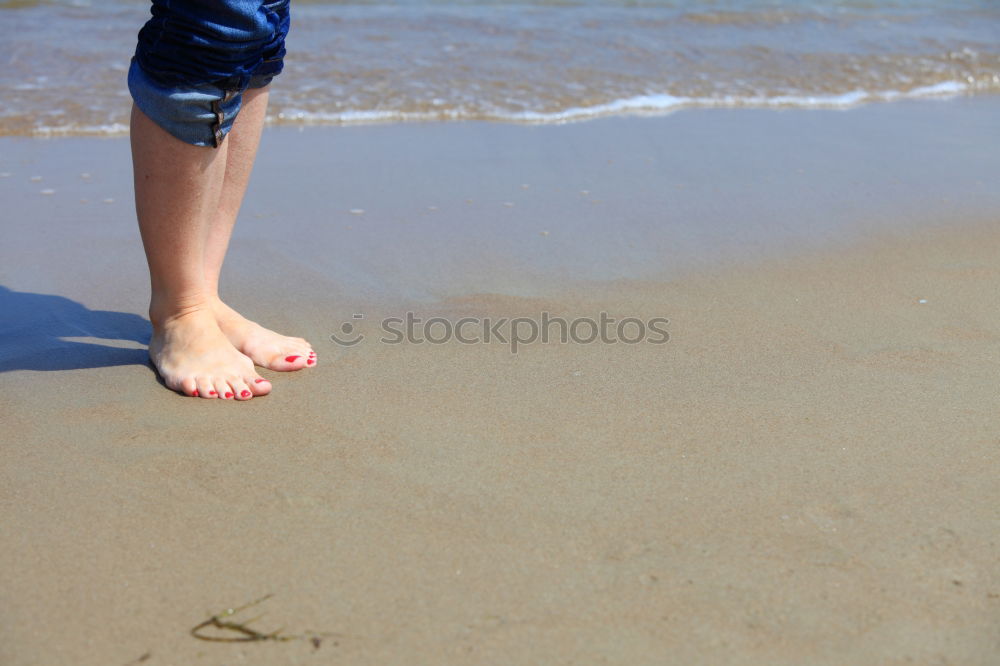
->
xmin=192 ymin=390 xmax=199 ymax=397
xmin=225 ymin=392 xmax=234 ymax=399
xmin=209 ymin=391 xmax=217 ymax=395
xmin=285 ymin=355 xmax=300 ymax=362
xmin=241 ymin=390 xmax=251 ymax=398
xmin=255 ymin=378 xmax=267 ymax=383
xmin=307 ymin=359 xmax=315 ymax=365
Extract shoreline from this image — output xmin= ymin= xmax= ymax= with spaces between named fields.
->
xmin=3 ymin=98 xmax=999 ymax=308
xmin=11 ymin=90 xmax=1000 ymax=138
xmin=15 ymin=88 xmax=999 ymax=139
xmin=3 ymin=99 xmax=1000 ymax=665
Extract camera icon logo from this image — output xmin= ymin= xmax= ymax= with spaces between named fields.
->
xmin=330 ymin=313 xmax=365 ymax=346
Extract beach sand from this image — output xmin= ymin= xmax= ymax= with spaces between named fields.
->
xmin=2 ymin=98 xmax=1000 ymax=665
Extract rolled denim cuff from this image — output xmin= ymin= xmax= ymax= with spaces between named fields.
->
xmin=128 ymin=58 xmax=244 ymax=148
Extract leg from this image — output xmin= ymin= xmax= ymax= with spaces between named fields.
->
xmin=201 ymin=85 xmax=316 ymax=371
xmin=131 ymin=104 xmax=272 ymax=399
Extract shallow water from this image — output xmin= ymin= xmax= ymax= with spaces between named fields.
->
xmin=1 ymin=0 xmax=998 ymax=135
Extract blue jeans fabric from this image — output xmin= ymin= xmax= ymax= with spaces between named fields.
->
xmin=129 ymin=1 xmax=290 ymax=147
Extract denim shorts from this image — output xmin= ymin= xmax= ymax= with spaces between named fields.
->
xmin=129 ymin=0 xmax=291 ymax=147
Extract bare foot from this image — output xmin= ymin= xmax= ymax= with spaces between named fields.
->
xmin=211 ymin=298 xmax=316 ymax=371
xmin=149 ymin=306 xmax=273 ymax=399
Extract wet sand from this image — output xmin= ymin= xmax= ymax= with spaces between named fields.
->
xmin=2 ymin=99 xmax=1000 ymax=665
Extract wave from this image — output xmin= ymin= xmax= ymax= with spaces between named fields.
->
xmin=269 ymin=81 xmax=973 ymax=127
xmin=28 ymin=123 xmax=131 ymax=138
xmin=16 ymin=81 xmax=978 ymax=138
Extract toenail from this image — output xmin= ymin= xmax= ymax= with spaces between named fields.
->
xmin=255 ymin=378 xmax=267 ymax=383
xmin=225 ymin=392 xmax=234 ymax=399
xmin=307 ymin=358 xmax=315 ymax=365
xmin=285 ymin=355 xmax=300 ymax=362
xmin=241 ymin=390 xmax=251 ymax=398
xmin=192 ymin=389 xmax=199 ymax=397
xmin=209 ymin=390 xmax=217 ymax=395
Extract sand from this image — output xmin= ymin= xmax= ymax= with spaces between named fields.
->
xmin=2 ymin=98 xmax=1000 ymax=665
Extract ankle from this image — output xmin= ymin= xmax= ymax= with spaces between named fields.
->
xmin=149 ymin=291 xmax=214 ymax=329
xmin=209 ymin=296 xmax=241 ymax=319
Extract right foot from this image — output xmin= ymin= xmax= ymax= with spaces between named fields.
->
xmin=148 ymin=306 xmax=272 ymax=400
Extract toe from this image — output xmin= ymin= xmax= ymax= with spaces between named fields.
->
xmin=231 ymin=378 xmax=254 ymax=401
xmin=179 ymin=377 xmax=199 ymax=397
xmin=215 ymin=378 xmax=235 ymax=400
xmin=306 ymin=350 xmax=317 ymax=367
xmin=250 ymin=375 xmax=272 ymax=396
xmin=195 ymin=377 xmax=217 ymax=399
xmin=272 ymin=352 xmax=308 ymax=371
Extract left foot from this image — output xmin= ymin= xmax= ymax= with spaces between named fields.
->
xmin=212 ymin=298 xmax=316 ymax=371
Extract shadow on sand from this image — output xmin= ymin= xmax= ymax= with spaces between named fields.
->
xmin=0 ymin=285 xmax=152 ymax=373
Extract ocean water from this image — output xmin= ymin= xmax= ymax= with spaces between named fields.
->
xmin=1 ymin=0 xmax=998 ymax=136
